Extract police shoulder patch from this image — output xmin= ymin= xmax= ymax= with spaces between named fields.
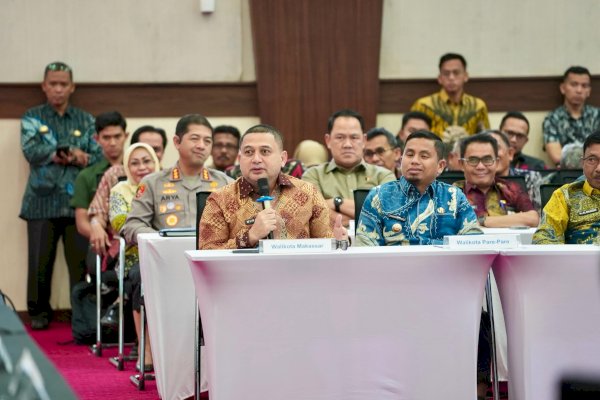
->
xmin=136 ymin=184 xmax=146 ymax=199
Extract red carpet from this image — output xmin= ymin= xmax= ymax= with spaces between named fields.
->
xmin=27 ymin=321 xmax=159 ymax=400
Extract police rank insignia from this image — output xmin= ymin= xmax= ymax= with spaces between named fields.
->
xmin=135 ymin=184 xmax=146 ymax=199
xmin=166 ymin=214 xmax=178 ymax=226
xmin=172 ymin=168 xmax=181 ymax=180
xmin=39 ymin=125 xmax=49 ymax=134
xmin=202 ymin=169 xmax=210 ymax=180
xmin=73 ymin=129 xmax=81 ymax=137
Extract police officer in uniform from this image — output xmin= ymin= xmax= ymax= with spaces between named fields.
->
xmin=121 ymin=113 xmax=232 ymax=369
xmin=123 ymin=113 xmax=233 ymax=242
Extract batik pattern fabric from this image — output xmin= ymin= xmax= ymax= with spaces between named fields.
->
xmin=533 ymin=180 xmax=600 ymax=244
xmin=410 ymin=89 xmax=490 ymax=137
xmin=510 ymin=168 xmax=544 ymax=212
xmin=20 ymin=103 xmax=99 ymax=219
xmin=199 ymin=175 xmax=333 ymax=249
xmin=355 ymin=177 xmax=481 ymax=246
xmin=454 ymin=178 xmax=534 ymax=217
xmin=543 ymin=104 xmax=600 ymax=146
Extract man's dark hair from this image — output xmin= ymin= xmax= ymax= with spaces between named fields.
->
xmin=327 ymin=109 xmax=365 ymax=133
xmin=214 ymin=125 xmax=241 ymax=144
xmin=44 ymin=61 xmax=73 ymax=80
xmin=175 ymin=114 xmax=213 ymax=138
xmin=95 ymin=111 xmax=126 ymax=134
xmin=439 ymin=53 xmax=467 ymax=70
xmin=405 ymin=130 xmax=445 ymax=160
xmin=131 ymin=125 xmax=168 ymax=149
xmin=583 ymin=131 xmax=600 ymax=154
xmin=366 ymin=127 xmax=398 ymax=148
xmin=401 ymin=111 xmax=432 ymax=130
xmin=241 ymin=124 xmax=284 ymax=150
xmin=482 ymin=130 xmax=510 ymax=149
xmin=500 ymin=111 xmax=530 ymax=132
xmin=460 ymin=133 xmax=498 ymax=158
xmin=563 ymin=66 xmax=592 ymax=81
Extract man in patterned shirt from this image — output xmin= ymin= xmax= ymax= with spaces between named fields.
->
xmin=543 ymin=66 xmax=600 ymax=166
xmin=454 ymin=134 xmax=539 ymax=228
xmin=355 ymin=130 xmax=481 ymax=246
xmin=534 ymin=131 xmax=600 ymax=244
xmin=20 ymin=61 xmax=101 ymax=329
xmin=199 ymin=124 xmax=347 ymax=249
xmin=410 ymin=53 xmax=490 ymax=137
xmin=500 ymin=111 xmax=546 ymax=170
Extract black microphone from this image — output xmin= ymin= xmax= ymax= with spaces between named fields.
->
xmin=257 ymin=178 xmax=274 ymax=239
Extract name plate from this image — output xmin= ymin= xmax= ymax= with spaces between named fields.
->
xmin=444 ymin=234 xmax=521 ymax=249
xmin=259 ymin=238 xmax=335 ymax=254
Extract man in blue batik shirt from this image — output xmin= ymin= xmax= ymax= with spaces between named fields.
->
xmin=356 ymin=130 xmax=481 ymax=246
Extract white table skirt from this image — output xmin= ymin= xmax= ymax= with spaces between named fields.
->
xmin=187 ymin=246 xmax=496 ymax=400
xmin=493 ymin=244 xmax=600 ymax=400
xmin=138 ymin=233 xmax=207 ymax=400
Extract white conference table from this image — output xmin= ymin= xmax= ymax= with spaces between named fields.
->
xmin=492 ymin=244 xmax=600 ymax=400
xmin=481 ymin=226 xmax=537 ymax=382
xmin=138 ymin=233 xmax=207 ymax=400
xmin=186 ymin=246 xmax=496 ymax=400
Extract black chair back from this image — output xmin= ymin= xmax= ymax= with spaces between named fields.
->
xmin=499 ymin=175 xmax=527 ymax=193
xmin=195 ymin=191 xmax=212 ymax=250
xmin=353 ymin=189 xmax=371 ymax=233
xmin=555 ymin=169 xmax=584 ymax=184
xmin=438 ymin=171 xmax=465 ymax=185
xmin=540 ymin=183 xmax=563 ymax=210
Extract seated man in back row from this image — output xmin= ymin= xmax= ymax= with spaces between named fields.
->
xmin=356 ymin=130 xmax=481 ymax=246
xmin=302 ymin=109 xmax=396 ymax=227
xmin=454 ymin=134 xmax=539 ymax=228
xmin=533 ymin=131 xmax=600 ymax=244
xmin=199 ymin=124 xmax=347 ymax=249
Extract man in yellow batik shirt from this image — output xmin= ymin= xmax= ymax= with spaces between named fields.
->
xmin=411 ymin=53 xmax=490 ymax=137
xmin=533 ymin=131 xmax=600 ymax=244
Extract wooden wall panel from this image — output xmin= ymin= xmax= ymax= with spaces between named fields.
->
xmin=249 ymin=0 xmax=384 ymax=152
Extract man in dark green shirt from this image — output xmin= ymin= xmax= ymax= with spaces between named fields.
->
xmin=70 ymin=111 xmax=128 ymax=240
xmin=20 ymin=61 xmax=101 ymax=329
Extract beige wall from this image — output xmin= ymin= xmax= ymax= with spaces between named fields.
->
xmin=2 ymin=0 xmax=597 ymax=310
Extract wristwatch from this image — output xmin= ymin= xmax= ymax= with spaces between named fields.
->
xmin=333 ymin=196 xmax=344 ymax=213
xmin=477 ymin=215 xmax=486 ymax=227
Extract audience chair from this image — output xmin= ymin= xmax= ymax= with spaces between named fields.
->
xmin=437 ymin=170 xmax=465 ymax=185
xmin=540 ymin=183 xmax=563 ymax=210
xmin=90 ymin=248 xmax=133 ymax=360
xmin=353 ymin=189 xmax=371 ymax=234
xmin=108 ymin=238 xmax=133 ymax=370
xmin=194 ymin=191 xmax=211 ymax=398
xmin=554 ymin=169 xmax=584 ymax=184
xmin=130 ymin=284 xmax=155 ymax=390
xmin=499 ymin=175 xmax=527 ymax=193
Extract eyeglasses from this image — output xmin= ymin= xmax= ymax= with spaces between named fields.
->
xmin=503 ymin=130 xmax=528 ymax=141
xmin=364 ymin=147 xmax=392 ymax=158
xmin=213 ymin=143 xmax=238 ymax=151
xmin=581 ymin=156 xmax=600 ymax=167
xmin=460 ymin=156 xmax=497 ymax=166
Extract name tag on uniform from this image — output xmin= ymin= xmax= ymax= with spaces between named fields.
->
xmin=578 ymin=208 xmax=598 ymax=216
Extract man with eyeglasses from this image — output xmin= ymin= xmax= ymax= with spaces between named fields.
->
xmin=454 ymin=134 xmax=539 ymax=228
xmin=543 ymin=66 xmax=600 ymax=166
xmin=500 ymin=111 xmax=546 ymax=170
xmin=534 ymin=131 xmax=600 ymax=244
xmin=364 ymin=127 xmax=402 ymax=178
xmin=302 ymin=109 xmax=395 ymax=227
xmin=410 ymin=53 xmax=490 ymax=136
